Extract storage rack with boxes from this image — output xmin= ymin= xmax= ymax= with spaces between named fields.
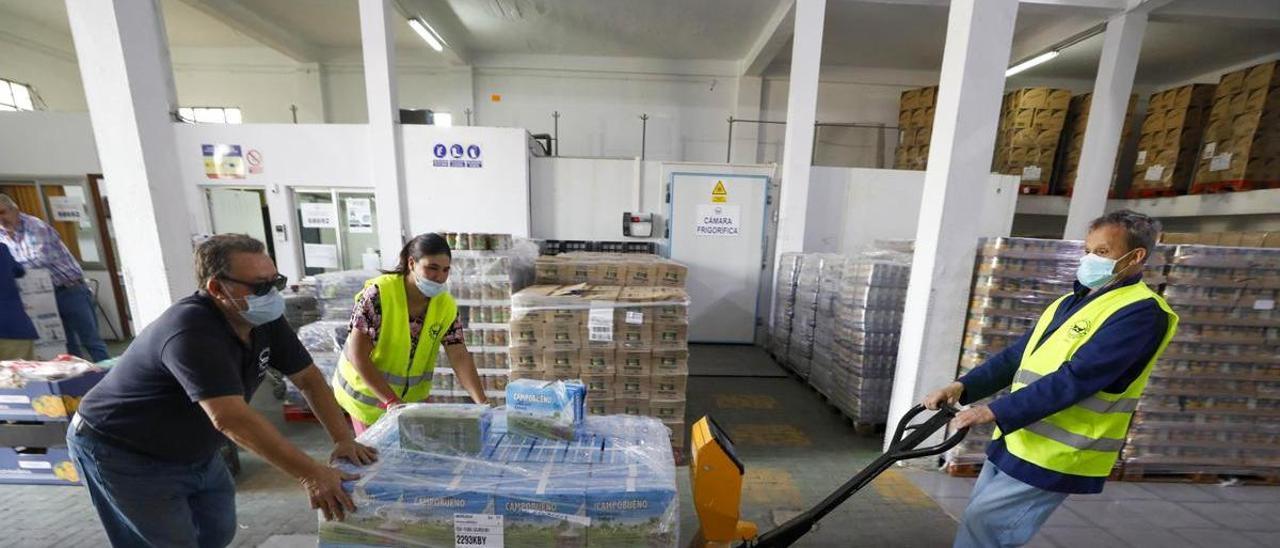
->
xmin=1130 ymin=84 xmax=1216 ymax=197
xmin=1054 ymin=93 xmax=1138 ymax=197
xmin=1192 ymin=60 xmax=1280 ymax=194
xmin=993 ymin=87 xmax=1072 ymax=195
xmin=510 ymin=253 xmax=690 ymax=451
xmin=1122 ymin=245 xmax=1280 ymax=481
xmin=894 ymin=85 xmax=938 ymax=170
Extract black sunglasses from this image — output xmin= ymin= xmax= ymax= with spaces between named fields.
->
xmin=219 ymin=274 xmax=288 ymax=296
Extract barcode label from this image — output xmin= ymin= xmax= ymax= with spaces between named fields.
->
xmin=1144 ymin=165 xmax=1164 ymax=182
xmin=1021 ymin=165 xmax=1042 ymax=181
xmin=1202 ymin=142 xmax=1216 ymax=160
xmin=1136 ymin=150 xmax=1147 ymax=165
xmin=626 ymin=311 xmax=644 ymax=325
xmin=1209 ymin=152 xmax=1232 ymax=172
xmin=588 ymin=304 xmax=613 ymax=342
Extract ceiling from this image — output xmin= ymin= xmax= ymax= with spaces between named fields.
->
xmin=0 ymin=0 xmax=1277 ymax=87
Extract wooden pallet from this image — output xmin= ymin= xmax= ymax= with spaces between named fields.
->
xmin=282 ymin=403 xmax=319 ymax=423
xmin=1120 ymin=465 xmax=1280 ymax=486
xmin=1189 ymin=179 xmax=1280 ymax=194
xmin=1125 ymin=187 xmax=1179 ymax=199
xmin=949 ymin=461 xmax=1124 ymax=480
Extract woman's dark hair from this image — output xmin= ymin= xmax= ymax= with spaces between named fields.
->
xmin=385 ymin=233 xmax=452 ymax=275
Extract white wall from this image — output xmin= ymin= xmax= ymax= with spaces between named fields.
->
xmin=529 ymin=157 xmax=663 ymax=242
xmin=172 ymin=48 xmax=327 ymax=124
xmin=0 ymin=112 xmax=99 ymax=176
xmin=401 ymin=124 xmax=532 ymax=237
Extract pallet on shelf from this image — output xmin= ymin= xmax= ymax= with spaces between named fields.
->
xmin=1125 ymin=187 xmax=1180 ymax=199
xmin=1188 ymin=179 xmax=1280 ymax=194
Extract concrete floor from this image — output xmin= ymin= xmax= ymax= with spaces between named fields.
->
xmin=2 ymin=343 xmax=1280 ymax=547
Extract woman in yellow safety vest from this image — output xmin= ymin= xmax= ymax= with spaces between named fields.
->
xmin=331 ymin=233 xmax=488 ymax=434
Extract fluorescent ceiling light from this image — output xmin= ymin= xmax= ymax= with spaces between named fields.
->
xmin=409 ymin=18 xmax=444 ymax=52
xmin=1006 ymin=50 xmax=1060 ymax=77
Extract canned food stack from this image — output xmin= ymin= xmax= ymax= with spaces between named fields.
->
xmin=533 ymin=252 xmax=688 ymax=288
xmin=311 ymin=270 xmax=380 ymax=321
xmin=809 ymin=255 xmax=849 ymax=400
xmin=442 ymin=234 xmax=538 ymax=405
xmin=828 ymin=252 xmax=911 ymax=424
xmin=508 ymin=281 xmax=690 ymax=450
xmin=769 ymin=253 xmax=804 ymax=362
xmin=786 ymin=254 xmax=835 ymax=380
xmin=1123 ymin=245 xmax=1280 ymax=477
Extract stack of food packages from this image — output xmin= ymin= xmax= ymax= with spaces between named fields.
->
xmin=321 ymin=404 xmax=678 ymax=548
xmin=828 ymin=252 xmax=912 ymax=424
xmin=808 ymin=255 xmax=848 ymax=399
xmin=1123 ymin=245 xmax=1280 ymax=476
xmin=948 ymin=237 xmax=1170 ymax=466
xmin=442 ymin=237 xmax=538 ymax=406
xmin=1130 ymin=84 xmax=1216 ymax=195
xmin=786 ymin=254 xmax=837 ymax=379
xmin=309 ymin=270 xmax=381 ymax=321
xmin=1054 ymin=93 xmax=1138 ymax=196
xmin=768 ymin=253 xmax=804 ymax=362
xmin=508 ymin=281 xmax=690 ymax=450
xmin=532 ymin=252 xmax=689 ymax=288
xmin=15 ymin=269 xmax=67 ymax=360
xmin=993 ymin=87 xmax=1072 ymax=194
xmin=1193 ymin=61 xmax=1280 ymax=192
xmin=286 ymin=321 xmax=349 ymax=409
xmin=894 ymin=85 xmax=938 ymax=170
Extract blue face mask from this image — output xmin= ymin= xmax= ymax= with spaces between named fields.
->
xmin=414 ymin=275 xmax=447 ymax=299
xmin=239 ymin=289 xmax=285 ymax=326
xmin=1076 ymin=253 xmax=1118 ymax=289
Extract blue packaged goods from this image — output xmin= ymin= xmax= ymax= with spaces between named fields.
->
xmin=397 ymin=403 xmax=492 ymax=454
xmin=586 ymin=468 xmax=678 ymax=547
xmin=506 ymin=379 xmax=586 ymax=440
xmin=496 ymin=462 xmax=590 ymax=548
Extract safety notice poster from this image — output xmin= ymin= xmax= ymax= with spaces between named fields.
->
xmin=694 ymin=204 xmax=741 ymax=237
xmin=301 ymin=203 xmax=338 ymax=229
xmin=345 ymin=198 xmax=373 ymax=233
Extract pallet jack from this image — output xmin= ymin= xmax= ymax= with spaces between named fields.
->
xmin=689 ymin=404 xmax=968 ymax=547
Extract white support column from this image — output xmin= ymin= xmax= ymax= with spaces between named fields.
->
xmin=1063 ymin=11 xmax=1147 ymax=239
xmin=731 ymin=76 xmax=763 ymax=164
xmin=65 ymin=0 xmax=195 ymax=330
xmin=359 ymin=0 xmax=408 ymax=267
xmin=774 ymin=0 xmax=825 ymax=256
xmin=886 ymin=0 xmax=1019 ymax=451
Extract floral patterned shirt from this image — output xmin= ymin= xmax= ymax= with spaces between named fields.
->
xmin=348 ymin=284 xmax=464 ymax=362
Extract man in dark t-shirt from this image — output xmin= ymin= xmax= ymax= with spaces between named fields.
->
xmin=67 ymin=234 xmax=377 ymax=547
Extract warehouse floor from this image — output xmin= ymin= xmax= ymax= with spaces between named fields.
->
xmin=2 ymin=344 xmax=1280 ymax=547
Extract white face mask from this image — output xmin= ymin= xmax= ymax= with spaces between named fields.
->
xmin=414 ymin=275 xmax=446 ymax=298
xmin=1076 ymin=253 xmax=1117 ymax=289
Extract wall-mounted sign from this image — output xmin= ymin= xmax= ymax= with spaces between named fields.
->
xmin=202 ymin=144 xmax=245 ymax=179
xmin=47 ymin=196 xmax=84 ymax=223
xmin=300 ymin=202 xmax=338 ymax=229
xmin=246 ymin=149 xmax=263 ymax=174
xmin=432 ymin=143 xmax=483 ymax=168
xmin=695 ymin=204 xmax=741 ymax=237
xmin=345 ymin=198 xmax=373 ymax=233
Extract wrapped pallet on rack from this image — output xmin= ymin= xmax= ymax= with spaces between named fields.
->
xmin=1122 ymin=244 xmax=1280 ymax=482
xmin=809 ymin=255 xmax=848 ymax=400
xmin=1192 ymin=60 xmax=1280 ymax=194
xmin=829 ymin=250 xmax=911 ymax=432
xmin=1129 ymin=83 xmax=1216 ymax=197
xmin=947 ymin=237 xmax=1170 ymax=474
xmin=787 ymin=254 xmax=834 ymax=380
xmin=769 ymin=253 xmax=804 ymax=362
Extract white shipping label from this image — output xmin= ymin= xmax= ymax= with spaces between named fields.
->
xmin=18 ymin=461 xmax=52 ymax=470
xmin=1202 ymin=141 xmax=1217 ymax=160
xmin=1144 ymin=165 xmax=1165 ymax=182
xmin=0 ymin=395 xmax=31 ymax=404
xmin=694 ymin=204 xmax=741 ymax=237
xmin=626 ymin=311 xmax=644 ymax=325
xmin=1209 ymin=152 xmax=1233 ymax=172
xmin=1254 ymin=299 xmax=1276 ymax=311
xmin=1136 ymin=150 xmax=1147 ymax=165
xmin=1021 ymin=165 xmax=1043 ymax=182
xmin=454 ymin=513 xmax=503 ymax=548
xmin=300 ymin=202 xmax=338 ymax=229
xmin=588 ymin=304 xmax=613 ymax=342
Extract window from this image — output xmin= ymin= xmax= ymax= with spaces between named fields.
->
xmin=178 ymin=106 xmax=243 ymax=124
xmin=0 ymin=78 xmax=35 ymax=111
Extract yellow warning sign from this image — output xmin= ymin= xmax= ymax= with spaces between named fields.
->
xmin=711 ymin=180 xmax=728 ymax=203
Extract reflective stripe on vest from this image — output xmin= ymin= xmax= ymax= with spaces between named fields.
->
xmin=996 ymin=281 xmax=1178 ymax=478
xmin=336 ymin=374 xmax=382 ymax=408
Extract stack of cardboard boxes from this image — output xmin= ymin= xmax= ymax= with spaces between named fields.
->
xmin=893 ymin=85 xmax=938 ymax=170
xmin=1162 ymin=232 xmax=1280 ymax=248
xmin=785 ymin=254 xmax=837 ymax=380
xmin=993 ymin=87 xmax=1072 ymax=194
xmin=1193 ymin=61 xmax=1280 ymax=192
xmin=1130 ymin=84 xmax=1217 ymax=196
xmin=1054 ymin=93 xmax=1138 ymax=196
xmin=509 ymin=255 xmax=690 ymax=450
xmin=1123 ymin=245 xmax=1280 ymax=478
xmin=534 ymin=253 xmax=688 ymax=288
xmin=18 ymin=269 xmax=69 ymax=360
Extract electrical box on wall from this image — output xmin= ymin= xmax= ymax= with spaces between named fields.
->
xmin=622 ymin=212 xmax=656 ymax=238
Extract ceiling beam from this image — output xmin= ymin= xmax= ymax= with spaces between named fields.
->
xmin=176 ymin=0 xmax=318 ymax=63
xmin=393 ymin=0 xmax=471 ymax=67
xmin=740 ymin=0 xmax=796 ymax=76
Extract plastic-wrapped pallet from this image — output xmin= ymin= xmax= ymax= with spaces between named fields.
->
xmin=284 ymin=321 xmax=349 ymax=408
xmin=282 ymin=290 xmax=320 ymax=329
xmin=1123 ymin=245 xmax=1280 ymax=479
xmin=787 ymin=254 xmax=836 ymax=379
xmin=769 ymin=253 xmax=804 ymax=361
xmin=828 ymin=250 xmax=911 ymax=424
xmin=809 ymin=255 xmax=848 ymax=398
xmin=948 ymin=237 xmax=1172 ymax=467
xmin=450 ymin=236 xmax=539 ymax=405
xmin=320 ymin=405 xmax=678 ymax=548
xmin=312 ymin=270 xmax=379 ymax=321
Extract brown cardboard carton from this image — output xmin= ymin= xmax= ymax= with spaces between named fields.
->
xmin=653 ymin=322 xmax=690 ymax=349
xmin=542 ymin=349 xmax=581 ymax=377
xmin=651 ymin=374 xmax=688 ymax=400
xmin=557 ymin=262 xmax=592 ymax=285
xmin=652 ymin=349 xmax=690 ymax=375
xmin=535 ymin=257 xmax=560 ymax=284
xmin=665 ymin=419 xmax=687 ymax=449
xmin=1245 ymin=61 xmax=1279 ymax=90
xmin=581 ymin=373 xmax=617 ymax=398
xmin=651 ymin=400 xmax=687 ymax=422
xmin=615 ymin=398 xmax=651 ymax=417
xmin=625 ymin=263 xmax=658 ymax=287
xmin=540 ymin=323 xmax=582 ymax=350
xmin=509 ymin=370 xmax=545 ymax=382
xmin=509 ymin=347 xmax=541 ymax=372
xmin=616 ymin=375 xmax=651 ymax=399
xmin=509 ymin=319 xmax=542 ymax=348
xmin=587 ymin=397 xmax=613 ymax=416
xmin=587 ymin=262 xmax=626 ymax=285
xmin=581 ymin=348 xmax=617 ymax=375
xmin=615 ymin=323 xmax=653 ymax=350
xmin=617 ymin=349 xmax=653 ymax=376
xmin=656 ymin=262 xmax=688 ymax=288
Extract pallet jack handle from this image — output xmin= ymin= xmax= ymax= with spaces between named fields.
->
xmin=745 ymin=404 xmax=968 ymax=548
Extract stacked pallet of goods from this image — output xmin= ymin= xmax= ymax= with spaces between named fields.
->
xmin=1054 ymin=93 xmax=1138 ymax=197
xmin=828 ymin=251 xmax=911 ymax=429
xmin=1192 ymin=60 xmax=1280 ymax=194
xmin=1129 ymin=84 xmax=1216 ymax=197
xmin=993 ymin=87 xmax=1072 ymax=194
xmin=769 ymin=253 xmax=804 ymax=362
xmin=894 ymin=85 xmax=938 ymax=170
xmin=785 ymin=254 xmax=836 ymax=380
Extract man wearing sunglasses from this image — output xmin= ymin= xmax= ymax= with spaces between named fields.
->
xmin=67 ymin=234 xmax=377 ymax=547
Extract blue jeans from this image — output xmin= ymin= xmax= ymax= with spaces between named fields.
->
xmin=55 ymin=283 xmax=109 ymax=362
xmin=66 ymin=421 xmax=237 ymax=548
xmin=954 ymin=460 xmax=1068 ymax=548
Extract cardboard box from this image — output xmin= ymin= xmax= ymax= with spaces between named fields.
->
xmin=581 ymin=373 xmax=617 ymax=398
xmin=625 ymin=263 xmax=658 ymax=287
xmin=509 ymin=319 xmax=543 ymax=348
xmin=615 ymin=375 xmax=651 ymax=400
xmin=535 ymin=257 xmax=560 ymax=284
xmin=664 ymin=419 xmax=687 ymax=450
xmin=0 ymin=447 xmax=80 ymax=485
xmin=651 ymin=399 xmax=687 ymax=423
xmin=587 ymin=263 xmax=626 ymax=286
xmin=0 ymin=369 xmax=106 ymax=422
xmin=509 ymin=346 xmax=541 ymax=372
xmin=651 ymin=374 xmax=688 ymax=400
xmin=651 ymin=349 xmax=689 ymax=375
xmin=653 ymin=322 xmax=689 ymax=349
xmin=557 ymin=262 xmax=592 ymax=285
xmin=581 ymin=348 xmax=617 ymax=375
xmin=616 ymin=350 xmax=653 ymax=376
xmin=613 ymin=398 xmax=652 ymax=417
xmin=541 ymin=323 xmax=583 ymax=350
xmin=543 ymin=350 xmax=582 ymax=378
xmin=656 ymin=262 xmax=688 ymax=288
xmin=615 ymin=323 xmax=653 ymax=350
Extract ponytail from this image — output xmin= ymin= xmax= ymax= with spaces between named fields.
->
xmin=384 ymin=233 xmax=452 ymax=275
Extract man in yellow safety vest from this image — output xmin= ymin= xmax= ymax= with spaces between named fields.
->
xmin=924 ymin=210 xmax=1177 ymax=548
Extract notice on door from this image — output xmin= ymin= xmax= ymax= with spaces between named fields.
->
xmin=695 ymin=204 xmax=741 ymax=237
xmin=47 ymin=196 xmax=84 ymax=223
xmin=303 ymin=243 xmax=339 ymax=269
xmin=301 ymin=203 xmax=338 ymax=229
xmin=345 ymin=198 xmax=373 ymax=233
